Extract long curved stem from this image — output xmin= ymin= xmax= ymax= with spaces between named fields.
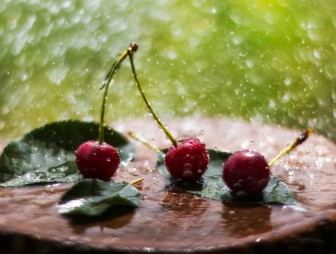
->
xmin=98 ymin=44 xmax=137 ymax=144
xmin=128 ymin=51 xmax=178 ymax=147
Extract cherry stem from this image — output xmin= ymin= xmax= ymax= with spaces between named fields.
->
xmin=129 ymin=178 xmax=144 ymax=186
xmin=128 ymin=131 xmax=162 ymax=152
xmin=127 ymin=51 xmax=178 ymax=147
xmin=128 ymin=131 xmax=165 ymax=164
xmin=98 ymin=43 xmax=138 ymax=144
xmin=268 ymin=128 xmax=312 ymax=167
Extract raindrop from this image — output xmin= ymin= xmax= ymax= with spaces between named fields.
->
xmin=128 ymin=167 xmax=137 ymax=173
xmin=183 ymin=170 xmax=193 ymax=178
xmin=211 ymin=7 xmax=217 ymax=14
xmin=284 ymin=78 xmax=292 ymax=86
xmin=48 ymin=66 xmax=69 ymax=85
xmin=313 ymin=49 xmax=320 ymax=59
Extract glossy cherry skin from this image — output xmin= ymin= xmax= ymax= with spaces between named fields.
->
xmin=223 ymin=150 xmax=270 ymax=195
xmin=75 ymin=140 xmax=120 ymax=181
xmin=164 ymin=138 xmax=209 ymax=182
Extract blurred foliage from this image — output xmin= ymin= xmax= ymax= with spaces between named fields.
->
xmin=0 ymin=0 xmax=335 ymax=141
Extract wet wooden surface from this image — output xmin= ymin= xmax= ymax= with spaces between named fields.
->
xmin=1 ymin=117 xmax=336 ymax=253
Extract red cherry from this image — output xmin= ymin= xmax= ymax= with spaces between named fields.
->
xmin=223 ymin=150 xmax=270 ymax=195
xmin=164 ymin=138 xmax=209 ymax=182
xmin=75 ymin=140 xmax=120 ymax=181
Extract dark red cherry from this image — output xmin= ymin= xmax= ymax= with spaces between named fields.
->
xmin=164 ymin=138 xmax=209 ymax=182
xmin=76 ymin=140 xmax=120 ymax=181
xmin=223 ymin=150 xmax=270 ymax=195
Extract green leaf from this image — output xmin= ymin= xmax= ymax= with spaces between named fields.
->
xmin=59 ymin=179 xmax=141 ymax=217
xmin=190 ymin=176 xmax=296 ymax=205
xmin=220 ymin=176 xmax=297 ymax=205
xmin=157 ymin=148 xmax=296 ymax=205
xmin=0 ymin=120 xmax=135 ymax=187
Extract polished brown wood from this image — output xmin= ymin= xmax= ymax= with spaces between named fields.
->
xmin=1 ymin=118 xmax=336 ymax=253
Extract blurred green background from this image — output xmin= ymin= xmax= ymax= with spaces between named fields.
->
xmin=0 ymin=0 xmax=335 ymax=142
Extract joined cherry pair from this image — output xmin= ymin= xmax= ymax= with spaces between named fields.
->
xmin=75 ymin=42 xmax=209 ymax=183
